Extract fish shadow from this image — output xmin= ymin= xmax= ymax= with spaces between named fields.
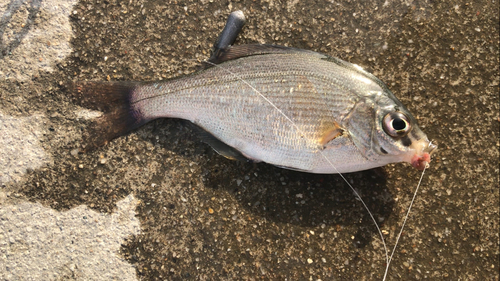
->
xmin=203 ymin=160 xmax=393 ymax=248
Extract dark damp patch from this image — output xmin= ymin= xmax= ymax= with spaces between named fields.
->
xmin=401 ymin=136 xmax=412 ymax=147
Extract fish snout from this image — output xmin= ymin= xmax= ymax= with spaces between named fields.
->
xmin=410 ymin=141 xmax=437 ymax=170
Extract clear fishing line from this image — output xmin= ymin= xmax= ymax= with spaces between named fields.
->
xmin=382 ymin=160 xmax=428 ymax=281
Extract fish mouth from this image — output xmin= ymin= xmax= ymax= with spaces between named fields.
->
xmin=410 ymin=141 xmax=437 ymax=170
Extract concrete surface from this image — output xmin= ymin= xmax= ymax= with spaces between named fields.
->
xmin=0 ymin=0 xmax=498 ymax=280
xmin=0 ymin=194 xmax=139 ymax=280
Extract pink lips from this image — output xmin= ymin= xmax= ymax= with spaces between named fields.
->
xmin=411 ymin=153 xmax=431 ymax=170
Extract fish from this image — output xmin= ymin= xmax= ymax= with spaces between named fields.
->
xmin=71 ymin=13 xmax=436 ymax=175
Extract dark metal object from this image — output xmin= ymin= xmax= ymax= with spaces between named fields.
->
xmin=209 ymin=10 xmax=246 ymax=63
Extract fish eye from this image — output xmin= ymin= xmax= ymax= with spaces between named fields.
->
xmin=382 ymin=112 xmax=411 ymax=137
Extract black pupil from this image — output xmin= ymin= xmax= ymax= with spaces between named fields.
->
xmin=392 ymin=118 xmax=406 ymax=131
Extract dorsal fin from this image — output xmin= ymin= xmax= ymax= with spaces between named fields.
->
xmin=208 ymin=44 xmax=315 ymax=65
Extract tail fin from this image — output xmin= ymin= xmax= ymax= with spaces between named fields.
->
xmin=69 ymin=81 xmax=150 ymax=151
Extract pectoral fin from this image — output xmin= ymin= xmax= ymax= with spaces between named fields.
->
xmin=319 ymin=122 xmax=343 ymax=147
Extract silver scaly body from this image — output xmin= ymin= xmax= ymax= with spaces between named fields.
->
xmin=121 ymin=46 xmax=434 ymax=173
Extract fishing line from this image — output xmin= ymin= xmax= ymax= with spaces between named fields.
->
xmin=200 ymin=59 xmax=391 ymax=267
xmin=382 ymin=153 xmax=429 ymax=281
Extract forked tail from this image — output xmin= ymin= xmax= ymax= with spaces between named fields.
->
xmin=69 ymin=81 xmax=150 ymax=151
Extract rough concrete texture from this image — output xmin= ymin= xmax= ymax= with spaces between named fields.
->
xmin=0 ymin=112 xmax=50 ymax=185
xmin=0 ymin=0 xmax=498 ymax=280
xmin=0 ymin=194 xmax=140 ymax=280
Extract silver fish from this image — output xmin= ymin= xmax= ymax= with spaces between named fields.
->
xmin=72 ymin=15 xmax=436 ymax=174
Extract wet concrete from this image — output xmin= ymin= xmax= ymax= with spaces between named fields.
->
xmin=1 ymin=0 xmax=498 ymax=280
